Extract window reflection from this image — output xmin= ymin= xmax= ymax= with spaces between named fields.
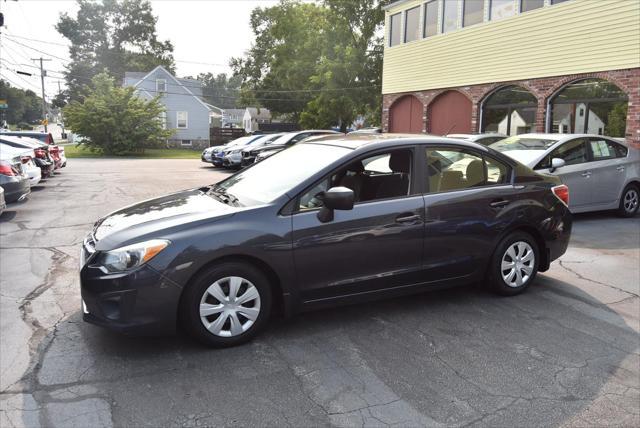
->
xmin=550 ymin=79 xmax=628 ymax=137
xmin=442 ymin=0 xmax=460 ymax=33
xmin=482 ymin=86 xmax=537 ymax=136
xmin=463 ymin=0 xmax=484 ymax=27
xmin=490 ymin=0 xmax=515 ymax=20
xmin=424 ymin=1 xmax=439 ymax=37
xmin=389 ymin=13 xmax=401 ymax=46
xmin=404 ymin=6 xmax=421 ymax=42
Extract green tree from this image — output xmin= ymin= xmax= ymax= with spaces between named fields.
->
xmin=63 ymin=72 xmax=173 ymax=155
xmin=232 ymin=0 xmax=389 ymax=131
xmin=57 ymin=0 xmax=174 ymax=101
xmin=0 ymin=80 xmax=46 ymax=125
xmin=606 ymin=103 xmax=628 ymax=138
xmin=194 ymin=73 xmax=243 ymax=109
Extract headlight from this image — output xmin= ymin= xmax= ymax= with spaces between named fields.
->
xmin=231 ymin=149 xmax=241 ymax=154
xmin=95 ymin=239 xmax=169 ymax=273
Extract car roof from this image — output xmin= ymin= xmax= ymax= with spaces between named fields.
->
xmin=302 ymin=133 xmax=491 ymax=153
xmin=447 ymin=133 xmax=506 ymax=139
xmin=512 ymin=133 xmax=619 ymax=141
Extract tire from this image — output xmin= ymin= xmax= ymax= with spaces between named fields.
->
xmin=181 ymin=262 xmax=272 ymax=347
xmin=488 ymin=232 xmax=539 ymax=296
xmin=617 ymin=184 xmax=639 ymax=218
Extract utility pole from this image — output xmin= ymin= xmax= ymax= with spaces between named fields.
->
xmin=31 ymin=57 xmax=51 ymax=132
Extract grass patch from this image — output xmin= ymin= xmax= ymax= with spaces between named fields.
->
xmin=64 ymin=145 xmax=202 ymax=159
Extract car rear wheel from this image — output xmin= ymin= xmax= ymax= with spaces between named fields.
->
xmin=181 ymin=262 xmax=272 ymax=347
xmin=489 ymin=232 xmax=539 ymax=296
xmin=618 ymin=184 xmax=639 ymax=218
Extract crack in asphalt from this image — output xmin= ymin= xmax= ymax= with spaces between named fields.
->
xmin=558 ymin=260 xmax=640 ymax=298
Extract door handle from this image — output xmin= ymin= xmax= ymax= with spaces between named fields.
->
xmin=395 ymin=214 xmax=421 ymax=224
xmin=616 ymin=166 xmax=625 ymax=172
xmin=581 ymin=171 xmax=592 ymax=178
xmin=489 ymin=199 xmax=510 ymax=208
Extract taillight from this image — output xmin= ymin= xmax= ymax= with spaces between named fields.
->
xmin=552 ymin=184 xmax=569 ymax=207
xmin=0 ymin=161 xmax=17 ymax=176
xmin=34 ymin=148 xmax=46 ymax=159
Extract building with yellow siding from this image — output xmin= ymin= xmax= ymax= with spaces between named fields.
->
xmin=381 ymin=0 xmax=640 ymax=145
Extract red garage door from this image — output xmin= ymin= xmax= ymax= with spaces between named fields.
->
xmin=428 ymin=91 xmax=472 ymax=135
xmin=389 ymin=95 xmax=423 ymax=133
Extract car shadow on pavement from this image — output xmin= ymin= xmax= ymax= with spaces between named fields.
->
xmin=0 ymin=210 xmax=17 ymax=221
xmin=25 ymin=278 xmax=639 ymax=427
xmin=570 ymin=211 xmax=640 ymax=250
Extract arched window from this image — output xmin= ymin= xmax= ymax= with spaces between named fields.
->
xmin=550 ymin=79 xmax=628 ymax=137
xmin=482 ymin=86 xmax=537 ymax=136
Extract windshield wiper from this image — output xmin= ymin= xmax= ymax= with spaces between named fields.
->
xmin=206 ymin=185 xmax=241 ymax=207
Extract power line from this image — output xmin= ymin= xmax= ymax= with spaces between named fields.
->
xmin=2 ymin=36 xmax=69 ymax=62
xmin=2 ymin=32 xmax=69 ymax=47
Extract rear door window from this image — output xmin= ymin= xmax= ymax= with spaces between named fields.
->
xmin=588 ymin=138 xmax=627 ymax=160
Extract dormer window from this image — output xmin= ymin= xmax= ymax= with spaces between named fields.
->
xmin=156 ymin=79 xmax=167 ymax=93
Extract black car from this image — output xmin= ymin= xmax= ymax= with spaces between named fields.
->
xmin=80 ymin=135 xmax=572 ymax=347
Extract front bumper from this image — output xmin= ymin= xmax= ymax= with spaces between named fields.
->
xmin=241 ymin=155 xmax=256 ymax=166
xmin=80 ymin=261 xmax=182 ymax=335
xmin=222 ymin=153 xmax=242 ymax=167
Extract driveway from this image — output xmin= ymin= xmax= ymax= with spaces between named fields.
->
xmin=1 ymin=158 xmax=638 ymax=427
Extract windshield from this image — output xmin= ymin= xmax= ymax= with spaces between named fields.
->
xmin=270 ymin=133 xmax=296 ymax=146
xmin=490 ymin=136 xmax=558 ymax=152
xmin=216 ymin=143 xmax=351 ymax=205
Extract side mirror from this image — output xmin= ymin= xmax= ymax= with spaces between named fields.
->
xmin=317 ymin=186 xmax=354 ymax=223
xmin=550 ymin=157 xmax=565 ymax=172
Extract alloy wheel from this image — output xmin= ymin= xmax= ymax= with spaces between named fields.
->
xmin=623 ymin=189 xmax=639 ymax=214
xmin=501 ymin=241 xmax=535 ymax=288
xmin=199 ymin=276 xmax=261 ymax=337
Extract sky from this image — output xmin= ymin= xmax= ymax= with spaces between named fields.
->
xmin=0 ymin=0 xmax=281 ymax=100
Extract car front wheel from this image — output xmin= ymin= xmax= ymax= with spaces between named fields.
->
xmin=489 ymin=232 xmax=539 ymax=296
xmin=181 ymin=262 xmax=272 ymax=347
xmin=618 ymin=184 xmax=639 ymax=218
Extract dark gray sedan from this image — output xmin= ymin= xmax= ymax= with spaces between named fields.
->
xmin=80 ymin=135 xmax=572 ymax=347
xmin=0 ymin=154 xmax=30 ymax=203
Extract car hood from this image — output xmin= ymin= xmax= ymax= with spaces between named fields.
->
xmin=252 ymin=144 xmax=286 ymax=154
xmin=500 ymin=150 xmax=546 ymax=167
xmin=93 ymin=188 xmax=238 ymax=246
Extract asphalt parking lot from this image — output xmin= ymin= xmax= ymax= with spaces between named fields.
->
xmin=1 ymin=158 xmax=638 ymax=427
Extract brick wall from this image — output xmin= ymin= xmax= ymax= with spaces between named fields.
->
xmin=382 ymin=68 xmax=640 ymax=147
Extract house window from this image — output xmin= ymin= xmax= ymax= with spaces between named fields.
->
xmin=442 ymin=0 xmax=460 ymax=33
xmin=490 ymin=0 xmax=515 ymax=21
xmin=404 ymin=6 xmax=421 ymax=43
xmin=177 ymin=111 xmax=188 ymax=129
xmin=423 ymin=1 xmax=438 ymax=37
xmin=520 ymin=0 xmax=544 ymax=12
xmin=181 ymin=140 xmax=192 ymax=147
xmin=156 ymin=79 xmax=167 ymax=93
xmin=159 ymin=111 xmax=167 ymax=129
xmin=389 ymin=13 xmax=402 ymax=46
xmin=463 ymin=0 xmax=484 ymax=28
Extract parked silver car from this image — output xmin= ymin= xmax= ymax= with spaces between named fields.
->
xmin=490 ymin=133 xmax=639 ymax=216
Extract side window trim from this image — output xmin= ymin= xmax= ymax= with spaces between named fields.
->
xmin=292 ymin=146 xmax=418 ymax=214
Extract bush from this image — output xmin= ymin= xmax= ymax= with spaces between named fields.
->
xmin=17 ymin=122 xmax=33 ymax=130
xmin=63 ymin=72 xmax=174 ymax=155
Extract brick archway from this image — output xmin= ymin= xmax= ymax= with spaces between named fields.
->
xmin=389 ymin=95 xmax=424 ymax=133
xmin=427 ymin=90 xmax=473 ymax=135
